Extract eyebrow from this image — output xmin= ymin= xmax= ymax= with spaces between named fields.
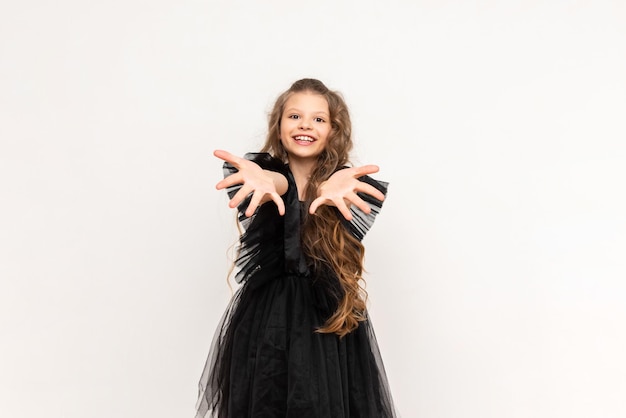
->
xmin=284 ymin=107 xmax=330 ymax=117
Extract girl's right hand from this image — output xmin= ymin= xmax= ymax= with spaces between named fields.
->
xmin=214 ymin=150 xmax=286 ymax=217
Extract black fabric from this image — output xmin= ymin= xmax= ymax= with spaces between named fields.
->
xmin=196 ymin=153 xmax=396 ymax=418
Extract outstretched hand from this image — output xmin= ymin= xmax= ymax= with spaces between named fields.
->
xmin=214 ymin=150 xmax=286 ymax=217
xmin=309 ymin=165 xmax=385 ymax=221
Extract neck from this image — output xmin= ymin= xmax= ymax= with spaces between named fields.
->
xmin=288 ymin=158 xmax=316 ymax=201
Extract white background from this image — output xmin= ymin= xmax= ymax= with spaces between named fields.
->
xmin=1 ymin=1 xmax=625 ymax=417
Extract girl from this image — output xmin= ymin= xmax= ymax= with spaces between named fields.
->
xmin=196 ymin=78 xmax=396 ymax=417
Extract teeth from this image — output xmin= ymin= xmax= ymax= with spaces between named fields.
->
xmin=295 ymin=136 xmax=314 ymax=142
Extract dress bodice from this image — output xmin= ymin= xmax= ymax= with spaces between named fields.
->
xmin=282 ymin=170 xmax=309 ymax=276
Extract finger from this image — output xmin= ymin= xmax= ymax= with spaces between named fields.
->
xmin=345 ymin=191 xmax=370 ymax=214
xmin=244 ymin=192 xmax=263 ymax=217
xmin=216 ymin=172 xmax=243 ymax=190
xmin=309 ymin=197 xmax=323 ymax=215
xmin=333 ymin=197 xmax=353 ymax=221
xmin=354 ymin=182 xmax=385 ymax=201
xmin=228 ymin=185 xmax=252 ymax=209
xmin=352 ymin=164 xmax=380 ymax=177
xmin=214 ymin=149 xmax=242 ymax=167
xmin=269 ymin=193 xmax=286 ymax=216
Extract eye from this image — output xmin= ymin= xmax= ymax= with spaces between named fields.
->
xmin=314 ymin=117 xmax=326 ymax=123
xmin=288 ymin=114 xmax=300 ymax=120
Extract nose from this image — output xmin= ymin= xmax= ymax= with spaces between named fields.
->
xmin=298 ymin=118 xmax=312 ymax=130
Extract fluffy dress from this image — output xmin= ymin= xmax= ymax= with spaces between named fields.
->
xmin=196 ymin=153 xmax=396 ymax=418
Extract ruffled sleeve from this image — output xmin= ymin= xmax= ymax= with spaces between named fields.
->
xmin=222 ymin=152 xmax=289 ymax=286
xmin=341 ymin=175 xmax=388 ymax=241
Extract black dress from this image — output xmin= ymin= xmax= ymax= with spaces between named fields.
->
xmin=196 ymin=153 xmax=396 ymax=418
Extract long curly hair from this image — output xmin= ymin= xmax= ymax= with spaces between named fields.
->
xmin=261 ymin=78 xmax=367 ymax=337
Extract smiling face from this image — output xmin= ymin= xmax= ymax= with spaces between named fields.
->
xmin=279 ymin=91 xmax=332 ymax=164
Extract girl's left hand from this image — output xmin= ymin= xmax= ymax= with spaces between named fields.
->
xmin=309 ymin=165 xmax=385 ymax=221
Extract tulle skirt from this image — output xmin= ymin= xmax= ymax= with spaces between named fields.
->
xmin=196 ymin=272 xmax=396 ymax=418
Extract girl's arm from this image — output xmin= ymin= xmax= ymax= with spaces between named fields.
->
xmin=214 ymin=149 xmax=288 ymax=217
xmin=309 ymin=165 xmax=385 ymax=221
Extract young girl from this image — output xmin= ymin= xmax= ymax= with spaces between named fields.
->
xmin=196 ymin=78 xmax=396 ymax=417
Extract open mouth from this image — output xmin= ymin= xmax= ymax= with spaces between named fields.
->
xmin=293 ymin=135 xmax=315 ymax=143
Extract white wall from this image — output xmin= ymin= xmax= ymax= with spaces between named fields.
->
xmin=1 ymin=1 xmax=625 ymax=417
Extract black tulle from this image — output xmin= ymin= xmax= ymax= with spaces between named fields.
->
xmin=196 ymin=154 xmax=396 ymax=417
